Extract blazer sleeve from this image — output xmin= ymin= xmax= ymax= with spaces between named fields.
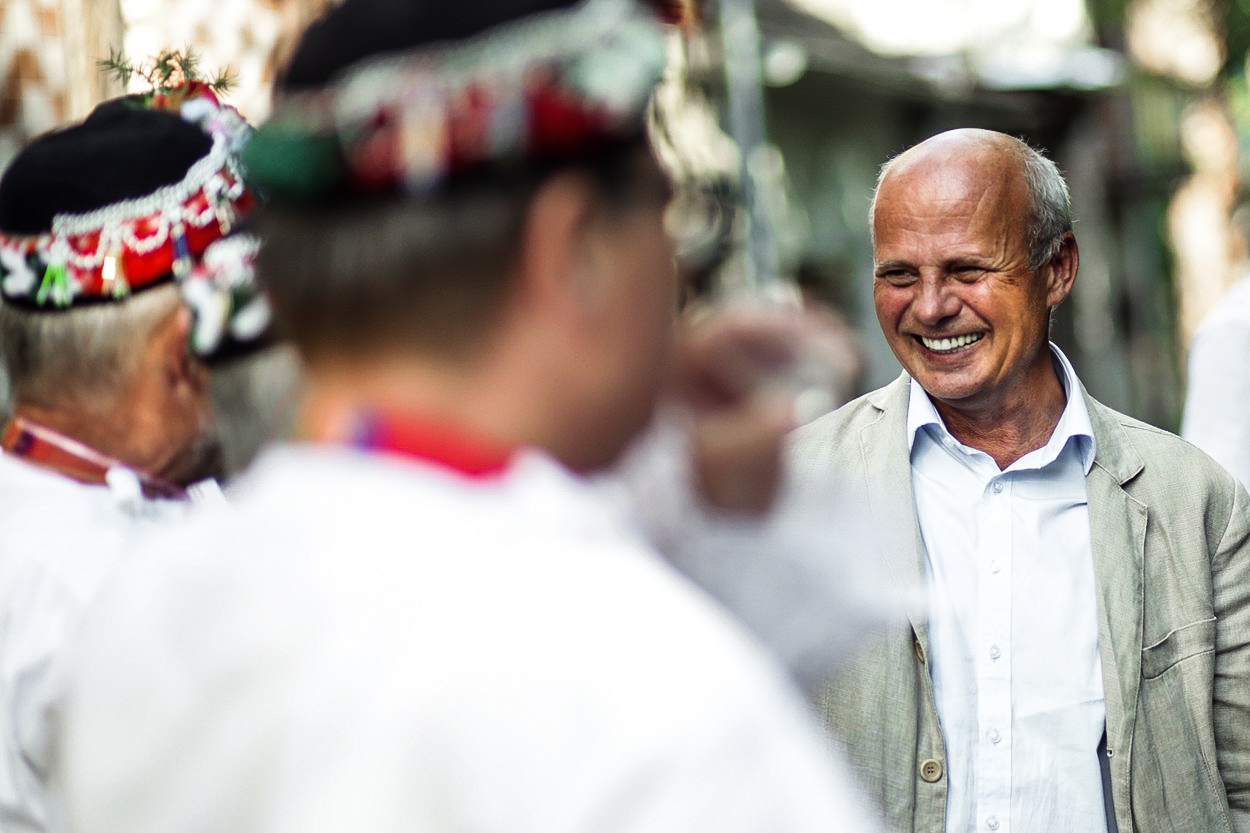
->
xmin=1213 ymin=478 xmax=1250 ymax=831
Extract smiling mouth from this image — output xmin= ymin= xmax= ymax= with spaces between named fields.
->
xmin=917 ymin=333 xmax=984 ymax=353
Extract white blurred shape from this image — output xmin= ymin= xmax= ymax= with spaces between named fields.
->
xmin=787 ymin=0 xmax=1090 ymax=57
xmin=762 ymin=39 xmax=809 ymax=87
xmin=607 ymin=408 xmax=909 ymax=693
xmin=1127 ymin=0 xmax=1223 ymax=87
xmin=974 ymin=45 xmax=1125 ymax=90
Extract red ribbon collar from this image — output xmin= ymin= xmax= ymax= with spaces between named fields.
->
xmin=0 ymin=416 xmax=185 ymax=499
xmin=346 ymin=410 xmax=516 ymax=478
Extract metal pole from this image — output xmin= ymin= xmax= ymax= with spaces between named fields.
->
xmin=719 ymin=0 xmax=781 ymax=293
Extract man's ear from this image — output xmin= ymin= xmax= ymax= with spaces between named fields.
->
xmin=1044 ymin=232 xmax=1079 ymax=307
xmin=516 ymin=171 xmax=605 ymax=322
xmin=155 ymin=303 xmax=206 ymax=394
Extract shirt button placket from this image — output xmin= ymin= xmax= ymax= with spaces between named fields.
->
xmin=978 ymin=474 xmax=1011 ymax=833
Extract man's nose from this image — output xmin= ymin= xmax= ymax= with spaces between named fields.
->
xmin=912 ymin=275 xmax=960 ymax=324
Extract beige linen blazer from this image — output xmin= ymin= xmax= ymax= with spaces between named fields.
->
xmin=791 ymin=373 xmax=1250 ymax=833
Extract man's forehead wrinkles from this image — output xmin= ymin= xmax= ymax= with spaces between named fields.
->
xmin=878 ymin=184 xmax=995 ymax=224
xmin=917 ymin=180 xmax=1005 ymax=216
xmin=878 ymin=193 xmax=1017 ymax=243
xmin=875 ymin=213 xmax=982 ymax=242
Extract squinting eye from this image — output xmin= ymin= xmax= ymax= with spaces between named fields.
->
xmin=877 ymin=271 xmax=915 ymax=286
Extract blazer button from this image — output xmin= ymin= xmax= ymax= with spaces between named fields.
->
xmin=919 ymin=758 xmax=943 ymax=783
xmin=914 ymin=639 xmax=926 ymax=663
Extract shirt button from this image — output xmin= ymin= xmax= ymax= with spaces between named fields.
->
xmin=914 ymin=639 xmax=926 ymax=663
xmin=989 ymin=645 xmax=1001 ymax=660
xmin=988 ymin=728 xmax=1001 ymax=744
xmin=987 ymin=816 xmax=1000 ymax=831
xmin=992 ymin=481 xmax=1004 ymax=493
xmin=919 ymin=758 xmax=943 ymax=782
xmin=989 ymin=559 xmax=1001 ymax=574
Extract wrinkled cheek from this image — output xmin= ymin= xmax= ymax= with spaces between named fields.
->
xmin=873 ymin=292 xmax=904 ymax=336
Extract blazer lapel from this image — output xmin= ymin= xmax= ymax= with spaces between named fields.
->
xmin=858 ymin=374 xmax=931 ymax=639
xmin=1083 ymin=390 xmax=1146 ymax=827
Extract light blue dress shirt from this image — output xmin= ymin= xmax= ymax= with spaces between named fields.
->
xmin=907 ymin=344 xmax=1107 ymax=833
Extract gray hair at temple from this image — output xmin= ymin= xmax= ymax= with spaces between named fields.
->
xmin=0 ymin=285 xmax=182 ymax=410
xmin=869 ymin=134 xmax=1073 ymax=273
xmin=1018 ymin=143 xmax=1073 ymax=272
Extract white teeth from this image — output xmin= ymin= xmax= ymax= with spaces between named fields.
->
xmin=920 ymin=333 xmax=983 ymax=353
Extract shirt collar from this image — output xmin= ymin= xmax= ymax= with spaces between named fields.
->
xmin=905 ymin=342 xmax=1097 ymax=474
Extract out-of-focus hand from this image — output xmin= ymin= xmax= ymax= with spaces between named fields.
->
xmin=674 ymin=302 xmax=862 ymax=515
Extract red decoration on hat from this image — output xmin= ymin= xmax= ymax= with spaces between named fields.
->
xmin=0 ymin=144 xmax=254 ymax=307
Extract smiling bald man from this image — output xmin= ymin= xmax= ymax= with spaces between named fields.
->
xmin=792 ymin=128 xmax=1250 ymax=833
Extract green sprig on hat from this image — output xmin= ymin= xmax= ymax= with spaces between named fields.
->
xmin=97 ymin=47 xmax=236 ymax=99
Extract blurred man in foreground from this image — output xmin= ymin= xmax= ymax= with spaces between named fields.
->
xmin=56 ymin=1 xmax=881 ymax=831
xmin=793 ymin=128 xmax=1250 ymax=832
xmin=0 ymin=87 xmax=254 ymax=832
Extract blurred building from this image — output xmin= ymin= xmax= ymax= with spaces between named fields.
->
xmin=0 ymin=0 xmax=116 ymax=163
xmin=0 ymin=0 xmax=329 ymax=158
xmin=0 ymin=0 xmax=1238 ymax=431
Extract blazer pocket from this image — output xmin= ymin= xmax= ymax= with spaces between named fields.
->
xmin=1141 ymin=617 xmax=1216 ymax=680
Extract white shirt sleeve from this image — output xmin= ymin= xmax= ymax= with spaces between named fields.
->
xmin=1182 ymin=293 xmax=1250 ymax=491
xmin=600 ymin=411 xmax=900 ymax=693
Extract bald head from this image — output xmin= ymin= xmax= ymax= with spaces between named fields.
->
xmin=872 ymin=129 xmax=1072 ymax=272
xmin=868 ymin=128 xmax=1081 ymax=456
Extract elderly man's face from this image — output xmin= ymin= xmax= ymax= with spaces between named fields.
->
xmin=871 ymin=149 xmax=1066 ymax=419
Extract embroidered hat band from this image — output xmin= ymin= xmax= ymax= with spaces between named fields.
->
xmin=0 ymin=84 xmax=255 ymax=309
xmin=243 ymin=0 xmax=669 ymax=200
